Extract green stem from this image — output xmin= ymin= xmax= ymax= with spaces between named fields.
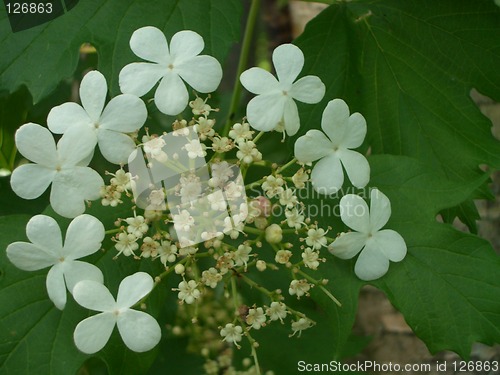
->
xmin=221 ymin=0 xmax=261 ymax=137
xmin=276 ymin=157 xmax=297 ymax=174
xmin=297 ymin=269 xmax=342 ymax=307
xmin=0 ymin=150 xmax=9 ymax=171
xmin=105 ymin=228 xmax=122 ymax=235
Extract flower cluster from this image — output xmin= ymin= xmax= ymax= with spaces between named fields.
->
xmin=6 ymin=25 xmax=407 ymax=374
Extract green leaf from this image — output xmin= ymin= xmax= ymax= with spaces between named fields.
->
xmin=0 ymin=0 xmax=242 ymax=103
xmin=368 ymin=155 xmax=500 ymax=357
xmin=299 ymin=154 xmax=499 ymax=360
xmin=294 ymin=0 xmax=500 ymax=226
xmin=0 ymin=202 xmax=165 ymax=375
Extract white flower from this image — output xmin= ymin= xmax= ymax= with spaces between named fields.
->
xmin=305 ymin=228 xmax=328 ymax=249
xmin=294 ymin=99 xmax=370 ymax=194
xmin=184 ymin=139 xmax=206 ymax=159
xmin=285 ymin=208 xmax=304 ymax=230
xmin=73 ymin=272 xmax=161 ymax=353
xmin=275 ymin=249 xmax=292 ymax=265
xmin=246 ymin=307 xmax=266 ymax=330
xmin=288 ymin=279 xmax=311 ymax=298
xmin=210 ymin=161 xmax=234 ymax=187
xmin=302 ymin=248 xmax=320 ymax=270
xmin=329 ymin=189 xmax=407 ymax=281
xmin=10 ymin=123 xmax=103 ymax=218
xmin=266 ymin=301 xmax=288 ymax=323
xmin=173 ymin=210 xmax=195 ymax=231
xmin=47 ymin=71 xmax=147 ymax=164
xmin=114 ymin=232 xmax=139 ymax=257
xmin=157 ymin=240 xmax=178 ymax=266
xmin=201 ymin=267 xmax=222 ymax=288
xmin=279 ymin=188 xmax=298 ymax=208
xmin=176 ymin=279 xmax=201 ymax=304
xmin=234 ymin=244 xmax=252 ymax=268
xmin=236 ymin=140 xmax=261 ymax=164
xmin=290 ymin=318 xmax=313 ymax=337
xmin=228 ymin=122 xmax=253 ymax=144
xmin=262 ymin=175 xmax=284 ymax=198
xmin=119 ymin=27 xmax=223 ymax=115
xmin=240 ymin=44 xmax=325 ymax=136
xmin=126 ymin=215 xmax=149 ymax=238
xmin=220 ymin=323 xmax=243 ymax=347
xmin=6 ymin=214 xmax=104 ymax=310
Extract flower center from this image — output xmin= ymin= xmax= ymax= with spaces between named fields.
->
xmin=282 ymin=90 xmax=288 ymax=96
xmin=168 ymin=63 xmax=174 ymax=70
xmin=93 ymin=122 xmax=100 ymax=129
xmin=59 ymin=257 xmax=65 ymax=262
xmin=55 ymin=165 xmax=62 ymax=172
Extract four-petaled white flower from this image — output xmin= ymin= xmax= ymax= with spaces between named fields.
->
xmin=294 ymin=99 xmax=370 ymax=194
xmin=119 ymin=26 xmax=223 ymax=115
xmin=47 ymin=71 xmax=147 ymax=164
xmin=329 ymin=189 xmax=407 ymax=281
xmin=240 ymin=44 xmax=325 ymax=136
xmin=73 ymin=272 xmax=161 ymax=353
xmin=6 ymin=214 xmax=105 ymax=309
xmin=11 ymin=123 xmax=103 ymax=218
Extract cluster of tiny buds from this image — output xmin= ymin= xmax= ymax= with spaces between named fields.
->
xmin=98 ymin=96 xmax=339 ymax=373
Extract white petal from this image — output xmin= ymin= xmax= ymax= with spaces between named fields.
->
xmin=371 ymin=229 xmax=407 ymax=262
xmin=15 ymin=123 xmax=57 ymax=167
xmin=339 ymin=194 xmax=370 ymax=233
xmin=50 ymin=168 xmax=103 ymax=218
xmin=57 ymin=125 xmax=97 ymax=167
xmin=74 ymin=313 xmax=116 ymax=354
xmin=6 ymin=242 xmax=57 ymax=271
xmin=177 ymin=55 xmax=222 ymax=93
xmin=63 ymin=261 xmax=104 ymax=293
xmin=47 ymin=102 xmax=92 ymax=134
xmin=343 ymin=112 xmax=367 ymax=149
xmin=355 ymin=241 xmax=390 ymax=281
xmin=80 ymin=71 xmax=107 ymax=123
xmin=10 ymin=164 xmax=56 ymax=199
xmin=154 ymin=72 xmax=189 ymax=115
xmin=100 ymin=94 xmax=147 ymax=133
xmin=97 ymin=129 xmax=137 ymax=165
xmin=130 ymin=26 xmax=169 ymax=64
xmin=339 ymin=149 xmax=370 ymax=188
xmin=290 ymin=76 xmax=325 ymax=104
xmin=73 ymin=280 xmax=116 ymax=311
xmin=170 ymin=30 xmax=204 ymax=63
xmin=329 ymin=232 xmax=367 ymax=260
xmin=321 ymin=99 xmax=350 ymax=146
xmin=64 ymin=214 xmax=105 ymax=259
xmin=294 ymin=130 xmax=332 ymax=163
xmin=246 ymin=93 xmax=286 ymax=132
xmin=283 ymin=97 xmax=300 ymax=136
xmin=46 ymin=263 xmax=67 ymax=309
xmin=369 ymin=189 xmax=391 ymax=232
xmin=240 ymin=67 xmax=280 ymax=95
xmin=26 ymin=215 xmax=62 ymax=255
xmin=116 ymin=272 xmax=154 ymax=309
xmin=272 ymin=44 xmax=304 ymax=85
xmin=119 ymin=62 xmax=166 ymax=97
xmin=310 ymin=153 xmax=343 ymax=195
xmin=117 ymin=309 xmax=161 ymax=352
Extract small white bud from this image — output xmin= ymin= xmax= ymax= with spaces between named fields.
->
xmin=174 ymin=264 xmax=185 ymax=275
xmin=265 ymin=224 xmax=283 ymax=244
